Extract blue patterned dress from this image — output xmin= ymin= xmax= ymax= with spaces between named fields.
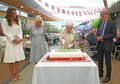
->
xmin=29 ymin=25 xmax=47 ymax=62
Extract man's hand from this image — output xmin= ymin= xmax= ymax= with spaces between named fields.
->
xmin=97 ymin=36 xmax=103 ymax=41
xmin=99 ymin=36 xmax=103 ymax=40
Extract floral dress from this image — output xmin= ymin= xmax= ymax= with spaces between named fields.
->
xmin=29 ymin=25 xmax=47 ymax=62
xmin=60 ymin=29 xmax=77 ymax=49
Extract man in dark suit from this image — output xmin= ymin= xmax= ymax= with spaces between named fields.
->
xmin=87 ymin=29 xmax=98 ymax=60
xmin=87 ymin=29 xmax=97 ymax=47
xmin=96 ymin=10 xmax=117 ymax=83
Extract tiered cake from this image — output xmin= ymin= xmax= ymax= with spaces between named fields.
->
xmin=47 ymin=49 xmax=86 ymax=61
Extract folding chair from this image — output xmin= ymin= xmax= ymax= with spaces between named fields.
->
xmin=113 ymin=45 xmax=120 ymax=61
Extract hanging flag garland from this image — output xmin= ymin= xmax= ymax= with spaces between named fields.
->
xmin=37 ymin=0 xmax=105 ymax=16
xmin=67 ymin=10 xmax=70 ymax=15
xmin=62 ymin=9 xmax=65 ymax=14
xmin=45 ymin=2 xmax=49 ymax=7
xmin=26 ymin=0 xmax=108 ymax=22
xmin=51 ymin=5 xmax=55 ymax=10
xmin=57 ymin=7 xmax=60 ymax=13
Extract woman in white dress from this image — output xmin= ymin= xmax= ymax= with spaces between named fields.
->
xmin=1 ymin=8 xmax=25 ymax=80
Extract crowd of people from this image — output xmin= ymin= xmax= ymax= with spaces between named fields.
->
xmin=0 ymin=7 xmax=119 ymax=83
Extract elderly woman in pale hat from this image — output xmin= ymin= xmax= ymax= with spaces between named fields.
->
xmin=29 ymin=15 xmax=47 ymax=64
xmin=60 ymin=22 xmax=77 ymax=49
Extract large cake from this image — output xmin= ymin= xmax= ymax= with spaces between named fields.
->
xmin=47 ymin=49 xmax=86 ymax=61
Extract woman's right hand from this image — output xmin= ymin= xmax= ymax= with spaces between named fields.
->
xmin=13 ymin=38 xmax=22 ymax=44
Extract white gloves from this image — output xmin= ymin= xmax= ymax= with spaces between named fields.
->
xmin=68 ymin=44 xmax=73 ymax=48
xmin=62 ymin=39 xmax=65 ymax=45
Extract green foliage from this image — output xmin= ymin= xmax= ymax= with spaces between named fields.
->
xmin=91 ymin=17 xmax=101 ymax=29
xmin=22 ymin=28 xmax=29 ymax=37
xmin=44 ymin=22 xmax=60 ymax=33
xmin=21 ymin=19 xmax=29 ymax=37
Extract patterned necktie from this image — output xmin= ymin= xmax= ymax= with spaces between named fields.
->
xmin=100 ymin=22 xmax=105 ymax=36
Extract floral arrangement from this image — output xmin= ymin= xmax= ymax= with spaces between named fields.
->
xmin=77 ymin=40 xmax=85 ymax=51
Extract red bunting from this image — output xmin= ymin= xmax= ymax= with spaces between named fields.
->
xmin=26 ymin=2 xmax=105 ymax=19
xmin=98 ymin=9 xmax=102 ymax=13
xmin=87 ymin=10 xmax=91 ymax=15
xmin=45 ymin=2 xmax=49 ymax=7
xmin=51 ymin=5 xmax=54 ymax=10
xmin=62 ymin=9 xmax=65 ymax=14
xmin=79 ymin=11 xmax=81 ymax=16
xmin=87 ymin=10 xmax=93 ymax=15
xmin=83 ymin=11 xmax=87 ymax=15
xmin=67 ymin=10 xmax=70 ymax=15
xmin=38 ymin=0 xmax=42 ymax=2
xmin=93 ymin=9 xmax=98 ymax=14
xmin=75 ymin=11 xmax=78 ymax=16
xmin=71 ymin=11 xmax=74 ymax=16
xmin=57 ymin=7 xmax=60 ymax=13
xmin=41 ymin=10 xmax=44 ymax=13
xmin=90 ymin=10 xmax=93 ymax=15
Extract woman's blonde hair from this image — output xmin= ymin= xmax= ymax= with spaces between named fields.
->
xmin=34 ymin=15 xmax=44 ymax=25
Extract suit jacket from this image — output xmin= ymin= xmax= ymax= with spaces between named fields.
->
xmin=87 ymin=33 xmax=97 ymax=46
xmin=97 ymin=20 xmax=117 ymax=51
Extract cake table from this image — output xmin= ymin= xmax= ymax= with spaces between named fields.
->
xmin=32 ymin=52 xmax=100 ymax=84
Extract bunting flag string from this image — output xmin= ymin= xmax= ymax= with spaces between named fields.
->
xmin=25 ymin=0 xmax=108 ymax=22
xmin=25 ymin=4 xmax=100 ymax=22
xmin=36 ymin=0 xmax=106 ymax=16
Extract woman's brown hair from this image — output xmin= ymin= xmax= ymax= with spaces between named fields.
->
xmin=5 ymin=7 xmax=19 ymax=26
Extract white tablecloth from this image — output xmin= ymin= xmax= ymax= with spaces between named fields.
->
xmin=32 ymin=53 xmax=100 ymax=84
